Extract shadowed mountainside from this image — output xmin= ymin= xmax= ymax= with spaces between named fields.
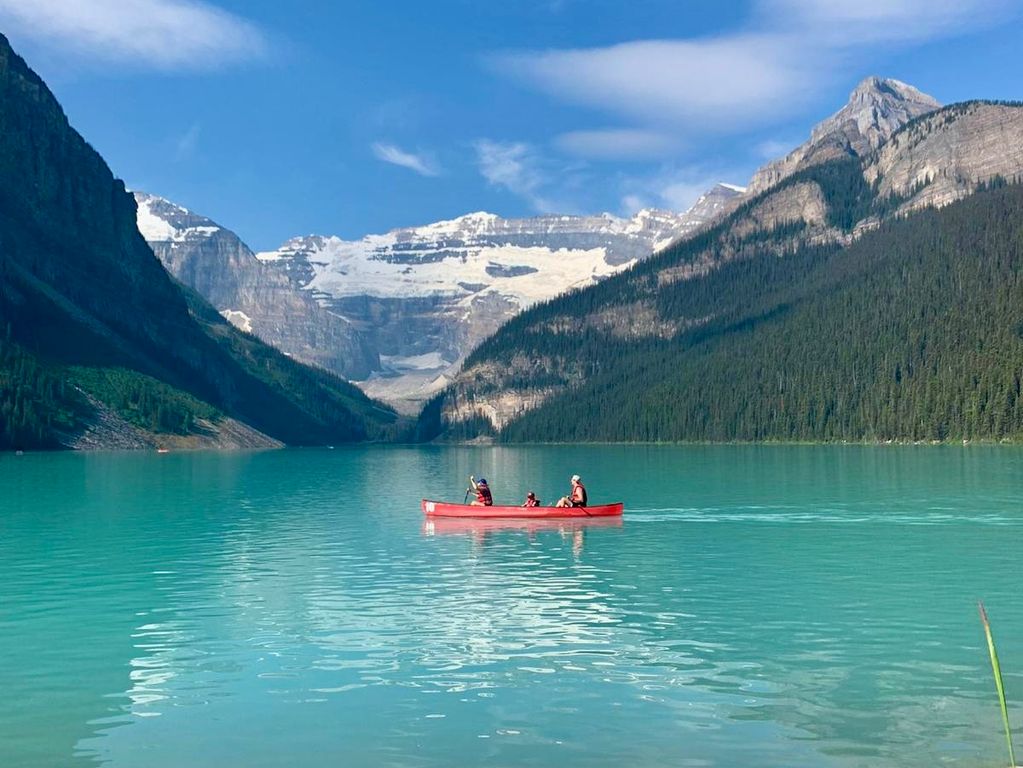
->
xmin=0 ymin=34 xmax=398 ymax=449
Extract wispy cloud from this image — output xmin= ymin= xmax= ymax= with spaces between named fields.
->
xmin=371 ymin=142 xmax=441 ymax=177
xmin=496 ymin=35 xmax=816 ymax=132
xmin=490 ymin=0 xmax=1016 ymax=160
xmin=0 ymin=0 xmax=266 ymax=69
xmin=620 ymin=165 xmax=746 ymax=215
xmin=620 ymin=194 xmax=646 ymax=216
xmin=175 ymin=123 xmax=201 ymax=161
xmin=759 ymin=0 xmax=1017 ymax=45
xmin=474 ymin=139 xmax=559 ymax=212
xmin=658 ymin=177 xmax=724 ymax=212
xmin=555 ymin=128 xmax=683 ymax=159
xmin=755 ymin=138 xmax=795 ymax=160
xmin=472 ymin=138 xmax=728 ymax=217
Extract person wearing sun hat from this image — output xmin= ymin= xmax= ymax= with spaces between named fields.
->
xmin=555 ymin=474 xmax=587 ymax=508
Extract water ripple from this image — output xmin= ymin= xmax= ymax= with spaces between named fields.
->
xmin=1 ymin=447 xmax=1021 ymax=767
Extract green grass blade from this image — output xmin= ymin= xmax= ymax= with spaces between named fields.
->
xmin=980 ymin=601 xmax=1016 ymax=767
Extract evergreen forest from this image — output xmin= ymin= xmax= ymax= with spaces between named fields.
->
xmin=423 ymin=179 xmax=1023 ymax=443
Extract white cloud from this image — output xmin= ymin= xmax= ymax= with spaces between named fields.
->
xmin=556 ymin=128 xmax=683 ymax=159
xmin=496 ymin=34 xmax=816 ymax=130
xmin=491 ymin=0 xmax=1017 ymax=158
xmin=474 ymin=140 xmax=558 ymax=212
xmin=620 ymin=194 xmax=646 ymax=216
xmin=0 ymin=0 xmax=266 ymax=69
xmin=473 ymin=139 xmax=744 ymax=218
xmin=760 ymin=0 xmax=1016 ymax=45
xmin=371 ymin=142 xmax=441 ymax=177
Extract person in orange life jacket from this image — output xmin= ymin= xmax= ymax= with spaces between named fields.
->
xmin=522 ymin=491 xmax=540 ymax=507
xmin=469 ymin=475 xmax=493 ymax=506
xmin=555 ymin=474 xmax=587 ymax=508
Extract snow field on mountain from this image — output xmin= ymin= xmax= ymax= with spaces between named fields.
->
xmin=274 ymin=240 xmax=626 ymax=306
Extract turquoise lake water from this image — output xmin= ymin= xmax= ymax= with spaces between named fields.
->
xmin=1 ymin=445 xmax=1021 ymax=767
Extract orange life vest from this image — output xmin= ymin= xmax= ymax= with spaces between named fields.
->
xmin=571 ymin=482 xmax=587 ymax=507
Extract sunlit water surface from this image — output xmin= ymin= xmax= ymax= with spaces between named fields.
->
xmin=1 ymin=445 xmax=1021 ymax=767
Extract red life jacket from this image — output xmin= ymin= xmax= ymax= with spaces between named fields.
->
xmin=571 ymin=483 xmax=587 ymax=507
xmin=477 ymin=485 xmax=493 ymax=506
xmin=525 ymin=496 xmax=539 ymax=507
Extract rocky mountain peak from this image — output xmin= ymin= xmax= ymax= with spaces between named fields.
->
xmin=809 ymin=76 xmax=941 ymax=148
xmin=848 ymin=76 xmax=936 ymax=106
xmin=749 ymin=76 xmax=941 ymax=195
xmin=134 ymin=192 xmax=222 ymax=243
xmin=691 ymin=182 xmax=746 ymax=209
xmin=1 ymin=31 xmax=394 ymax=447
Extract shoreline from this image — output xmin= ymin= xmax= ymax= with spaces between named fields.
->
xmin=5 ymin=437 xmax=1023 ymax=454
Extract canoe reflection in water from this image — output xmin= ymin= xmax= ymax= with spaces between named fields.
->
xmin=421 ymin=516 xmax=623 ymax=556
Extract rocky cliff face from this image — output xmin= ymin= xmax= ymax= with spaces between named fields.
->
xmin=864 ymin=101 xmax=1023 ymax=212
xmin=135 ymin=193 xmax=377 ymax=379
xmin=730 ymin=182 xmax=831 ymax=240
xmin=748 ymin=77 xmax=941 ymax=195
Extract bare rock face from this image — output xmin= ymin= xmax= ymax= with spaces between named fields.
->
xmin=748 ymin=77 xmax=941 ymax=195
xmin=865 ymin=102 xmax=1023 ymax=212
xmin=730 ymin=182 xmax=830 ymax=239
xmin=442 ymin=383 xmax=559 ymax=433
xmin=439 ymin=356 xmax=573 ymax=432
xmin=135 ymin=193 xmax=378 ymax=380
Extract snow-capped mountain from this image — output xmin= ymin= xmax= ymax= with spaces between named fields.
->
xmin=257 ymin=191 xmax=742 ymax=300
xmin=254 ymin=184 xmax=743 ymax=410
xmin=135 ymin=193 xmax=378 ymax=379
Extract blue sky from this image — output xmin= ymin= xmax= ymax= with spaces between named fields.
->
xmin=2 ymin=0 xmax=1022 ymax=250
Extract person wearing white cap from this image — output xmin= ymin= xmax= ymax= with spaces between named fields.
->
xmin=555 ymin=474 xmax=587 ymax=508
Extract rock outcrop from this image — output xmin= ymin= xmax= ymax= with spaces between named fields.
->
xmin=136 ymin=193 xmax=377 ymax=380
xmin=864 ymin=101 xmax=1023 ymax=212
xmin=730 ymin=182 xmax=830 ymax=239
xmin=748 ymin=77 xmax=941 ymax=195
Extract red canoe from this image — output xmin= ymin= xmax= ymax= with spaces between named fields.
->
xmin=424 ymin=516 xmax=623 ymax=536
xmin=421 ymin=499 xmax=624 ymax=519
